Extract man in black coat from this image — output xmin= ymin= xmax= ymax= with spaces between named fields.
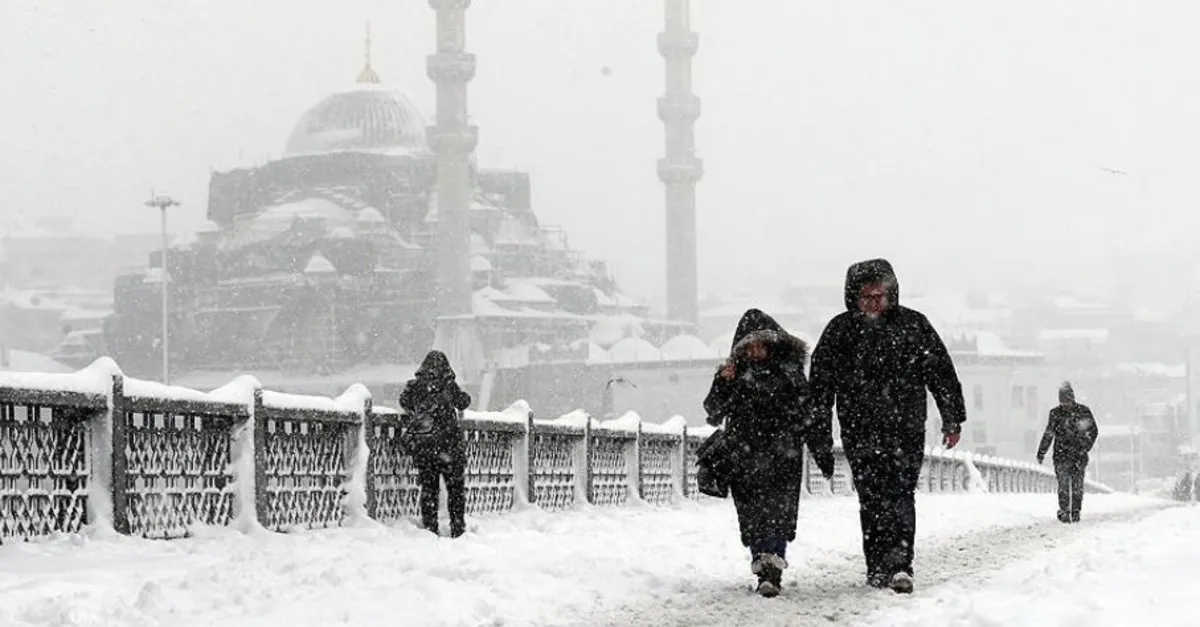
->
xmin=704 ymin=309 xmax=835 ymax=598
xmin=808 ymin=259 xmax=967 ymax=594
xmin=1037 ymin=381 xmax=1098 ymax=523
xmin=399 ymin=350 xmax=473 ymax=537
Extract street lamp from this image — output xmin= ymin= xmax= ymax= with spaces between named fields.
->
xmin=145 ymin=193 xmax=181 ymax=384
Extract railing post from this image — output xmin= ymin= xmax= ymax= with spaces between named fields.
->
xmin=676 ymin=425 xmax=688 ymax=499
xmin=109 ymin=374 xmax=130 ymax=535
xmin=633 ymin=418 xmax=644 ymax=502
xmin=572 ymin=415 xmax=591 ymax=506
xmin=584 ymin=416 xmax=594 ymax=505
xmin=361 ymin=396 xmax=377 ymax=520
xmin=252 ymin=389 xmax=269 ymax=530
xmin=525 ymin=409 xmax=535 ymax=506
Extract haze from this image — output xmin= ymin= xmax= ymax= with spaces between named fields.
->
xmin=3 ymin=0 xmax=1199 ymax=310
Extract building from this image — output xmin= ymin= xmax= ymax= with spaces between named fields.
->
xmin=104 ymin=52 xmax=676 ymax=386
xmin=924 ymin=331 xmax=1059 ymax=461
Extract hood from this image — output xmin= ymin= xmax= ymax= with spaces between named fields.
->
xmin=415 ymin=349 xmax=456 ymax=383
xmin=844 ymin=258 xmax=900 ymax=312
xmin=1059 ymin=381 xmax=1075 ymax=404
xmin=729 ymin=308 xmax=808 ymax=363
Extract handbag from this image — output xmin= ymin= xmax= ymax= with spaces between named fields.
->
xmin=695 ymin=427 xmax=733 ymax=498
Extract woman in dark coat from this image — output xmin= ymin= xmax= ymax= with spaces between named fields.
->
xmin=704 ymin=309 xmax=835 ymax=598
xmin=399 ymin=350 xmax=473 ymax=537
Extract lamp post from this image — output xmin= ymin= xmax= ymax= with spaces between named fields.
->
xmin=145 ymin=193 xmax=181 ymax=384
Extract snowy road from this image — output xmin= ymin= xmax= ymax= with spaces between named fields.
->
xmin=0 ymin=494 xmax=1174 ymax=626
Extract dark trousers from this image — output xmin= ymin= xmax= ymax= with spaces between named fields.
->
xmin=1056 ymin=460 xmax=1087 ymax=522
xmin=729 ymin=471 xmax=802 ymax=561
xmin=846 ymin=446 xmax=924 ymax=578
xmin=416 ymin=455 xmax=467 ymax=536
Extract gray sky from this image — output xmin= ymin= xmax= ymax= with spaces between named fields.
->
xmin=3 ymin=1 xmax=1200 ymax=309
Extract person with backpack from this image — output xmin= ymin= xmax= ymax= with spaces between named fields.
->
xmin=703 ymin=309 xmax=835 ymax=598
xmin=399 ymin=350 xmax=473 ymax=538
xmin=1037 ymin=381 xmax=1099 ymax=523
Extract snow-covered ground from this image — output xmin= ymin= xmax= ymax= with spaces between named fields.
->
xmin=0 ymin=494 xmax=1172 ymax=627
xmin=860 ymin=504 xmax=1200 ymax=627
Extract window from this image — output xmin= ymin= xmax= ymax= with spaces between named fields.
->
xmin=1024 ymin=430 xmax=1038 ymax=454
xmin=1026 ymin=386 xmax=1040 ymax=421
xmin=973 ymin=384 xmax=984 ymax=410
xmin=1011 ymin=386 xmax=1025 ymax=409
xmin=972 ymin=422 xmax=988 ymax=444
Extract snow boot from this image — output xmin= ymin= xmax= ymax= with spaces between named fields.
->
xmin=751 ymin=553 xmax=787 ymax=598
xmin=866 ymin=573 xmax=889 ymax=589
xmin=1070 ymin=511 xmax=1081 ymax=523
xmin=1056 ymin=510 xmax=1070 ymax=524
xmin=889 ymin=572 xmax=914 ymax=595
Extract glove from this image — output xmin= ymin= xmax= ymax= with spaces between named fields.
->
xmin=1036 ymin=454 xmax=1044 ymax=465
xmin=942 ymin=431 xmax=960 ymax=449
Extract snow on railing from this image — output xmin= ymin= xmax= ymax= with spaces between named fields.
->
xmin=0 ymin=358 xmax=1112 ymax=543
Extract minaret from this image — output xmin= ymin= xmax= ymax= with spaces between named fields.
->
xmin=427 ymin=0 xmax=477 ymax=317
xmin=658 ymin=0 xmax=703 ymax=326
xmin=427 ymin=0 xmax=484 ymax=384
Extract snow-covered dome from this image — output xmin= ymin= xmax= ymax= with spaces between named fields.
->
xmin=709 ymin=332 xmax=734 ymax=357
xmin=608 ymin=337 xmax=662 ymax=363
xmin=660 ymin=334 xmax=719 ymax=361
xmin=284 ymin=85 xmax=427 ymax=157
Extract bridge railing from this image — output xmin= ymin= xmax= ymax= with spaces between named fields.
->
xmin=0 ymin=358 xmax=1112 ymax=543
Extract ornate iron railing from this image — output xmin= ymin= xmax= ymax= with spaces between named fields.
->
xmin=0 ymin=358 xmax=1113 ymax=543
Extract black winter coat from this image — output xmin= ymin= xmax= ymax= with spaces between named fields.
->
xmin=809 ymin=259 xmax=967 ymax=456
xmin=1037 ymin=403 xmax=1098 ymax=468
xmin=399 ymin=351 xmax=472 ymax=465
xmin=704 ymin=309 xmax=835 ymax=481
xmin=704 ymin=309 xmax=832 ymax=547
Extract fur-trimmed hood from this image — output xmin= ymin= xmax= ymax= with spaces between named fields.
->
xmin=728 ymin=308 xmax=808 ymax=363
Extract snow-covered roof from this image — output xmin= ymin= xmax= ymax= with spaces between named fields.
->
xmin=608 ymin=337 xmax=662 ymax=363
xmin=955 ymin=331 xmax=1043 ymax=359
xmin=356 ymin=207 xmax=386 ymax=223
xmin=660 ymin=334 xmax=719 ymax=361
xmin=0 ymin=349 xmax=73 ymax=374
xmin=471 ymin=255 xmax=493 ymax=273
xmin=589 ymin=314 xmax=646 ymax=348
xmin=470 ymin=233 xmax=492 ymax=255
xmin=499 ymin=281 xmax=557 ymax=305
xmin=304 ymin=253 xmax=337 ymax=275
xmin=1115 ymin=363 xmax=1186 ymax=378
xmin=1039 ymin=329 xmax=1110 ymax=342
xmin=283 ymin=85 xmax=428 ymax=158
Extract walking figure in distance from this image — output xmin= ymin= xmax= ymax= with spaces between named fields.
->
xmin=399 ymin=350 xmax=473 ymax=537
xmin=809 ymin=259 xmax=967 ymax=594
xmin=704 ymin=309 xmax=835 ymax=598
xmin=1037 ymin=381 xmax=1098 ymax=523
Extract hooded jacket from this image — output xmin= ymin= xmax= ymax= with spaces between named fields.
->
xmin=704 ymin=309 xmax=835 ymax=478
xmin=1037 ymin=382 xmax=1098 ymax=466
xmin=399 ymin=350 xmax=473 ymax=463
xmin=808 ymin=259 xmax=967 ymax=453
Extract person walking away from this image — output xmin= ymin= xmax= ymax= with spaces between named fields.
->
xmin=399 ymin=350 xmax=473 ymax=537
xmin=808 ymin=259 xmax=967 ymax=594
xmin=1036 ymin=382 xmax=1098 ymax=523
xmin=704 ymin=308 xmax=835 ymax=598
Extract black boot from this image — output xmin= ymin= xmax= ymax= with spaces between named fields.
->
xmin=751 ymin=553 xmax=786 ymax=598
xmin=889 ymin=572 xmax=914 ymax=594
xmin=1057 ymin=510 xmax=1070 ymax=523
